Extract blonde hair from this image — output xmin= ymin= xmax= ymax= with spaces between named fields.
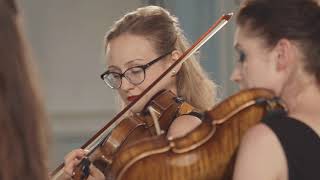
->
xmin=105 ymin=6 xmax=217 ymax=111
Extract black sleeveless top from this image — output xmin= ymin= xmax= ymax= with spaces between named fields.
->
xmin=262 ymin=110 xmax=320 ymax=180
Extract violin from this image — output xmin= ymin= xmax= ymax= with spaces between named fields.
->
xmin=75 ymin=90 xmax=197 ymax=178
xmin=108 ymin=88 xmax=286 ymax=180
xmin=50 ymin=13 xmax=233 ymax=180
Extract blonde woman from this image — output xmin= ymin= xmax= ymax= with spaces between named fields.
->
xmin=59 ymin=6 xmax=217 ymax=179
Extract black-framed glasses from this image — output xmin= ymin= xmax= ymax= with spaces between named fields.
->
xmin=100 ymin=50 xmax=173 ymax=89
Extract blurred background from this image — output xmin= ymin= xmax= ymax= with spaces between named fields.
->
xmin=17 ymin=0 xmax=240 ymax=169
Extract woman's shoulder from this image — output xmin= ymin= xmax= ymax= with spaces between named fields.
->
xmin=167 ymin=114 xmax=202 ymax=139
xmin=233 ymin=123 xmax=288 ymax=180
xmin=242 ymin=123 xmax=276 ymax=141
xmin=237 ymin=123 xmax=284 ymax=160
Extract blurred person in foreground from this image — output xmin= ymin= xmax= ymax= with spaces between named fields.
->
xmin=0 ymin=0 xmax=49 ymax=179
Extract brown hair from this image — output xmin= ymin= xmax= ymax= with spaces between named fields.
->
xmin=237 ymin=0 xmax=320 ymax=84
xmin=0 ymin=0 xmax=48 ymax=179
xmin=105 ymin=6 xmax=217 ymax=111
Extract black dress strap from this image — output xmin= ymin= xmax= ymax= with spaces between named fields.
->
xmin=261 ymin=110 xmax=320 ymax=180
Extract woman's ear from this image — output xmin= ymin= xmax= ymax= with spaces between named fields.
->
xmin=274 ymin=39 xmax=292 ymax=72
xmin=168 ymin=50 xmax=183 ymax=76
xmin=171 ymin=49 xmax=181 ymax=61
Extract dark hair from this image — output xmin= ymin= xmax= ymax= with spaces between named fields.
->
xmin=0 ymin=0 xmax=48 ymax=179
xmin=237 ymin=0 xmax=320 ymax=84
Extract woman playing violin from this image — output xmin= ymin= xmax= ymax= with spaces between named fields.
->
xmin=231 ymin=0 xmax=320 ymax=179
xmin=58 ymin=5 xmax=217 ymax=179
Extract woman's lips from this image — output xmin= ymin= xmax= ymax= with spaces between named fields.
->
xmin=127 ymin=95 xmax=139 ymax=102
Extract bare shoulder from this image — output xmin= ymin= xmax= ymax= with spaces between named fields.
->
xmin=233 ymin=123 xmax=287 ymax=180
xmin=167 ymin=115 xmax=202 ymax=139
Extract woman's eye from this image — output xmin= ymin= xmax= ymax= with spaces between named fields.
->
xmin=129 ymin=67 xmax=143 ymax=74
xmin=238 ymin=51 xmax=246 ymax=63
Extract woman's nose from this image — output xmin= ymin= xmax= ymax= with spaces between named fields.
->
xmin=230 ymin=66 xmax=242 ymax=84
xmin=120 ymin=77 xmax=134 ymax=91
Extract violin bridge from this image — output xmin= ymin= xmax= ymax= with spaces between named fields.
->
xmin=147 ymin=106 xmax=163 ymax=136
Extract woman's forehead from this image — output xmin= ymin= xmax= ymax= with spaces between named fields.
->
xmin=233 ymin=27 xmax=251 ymax=49
xmin=108 ymin=34 xmax=155 ymax=50
xmin=235 ymin=26 xmax=268 ymax=49
xmin=106 ymin=34 xmax=157 ymax=67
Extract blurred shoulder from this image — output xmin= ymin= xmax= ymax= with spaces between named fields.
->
xmin=233 ymin=123 xmax=288 ymax=180
xmin=167 ymin=115 xmax=201 ymax=139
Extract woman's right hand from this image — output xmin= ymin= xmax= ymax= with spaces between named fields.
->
xmin=58 ymin=149 xmax=105 ymax=180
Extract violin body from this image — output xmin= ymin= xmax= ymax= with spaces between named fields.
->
xmin=84 ymin=90 xmax=196 ymax=177
xmin=107 ymin=88 xmax=286 ymax=180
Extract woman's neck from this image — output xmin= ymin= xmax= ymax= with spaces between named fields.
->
xmin=282 ymin=82 xmax=320 ymax=122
